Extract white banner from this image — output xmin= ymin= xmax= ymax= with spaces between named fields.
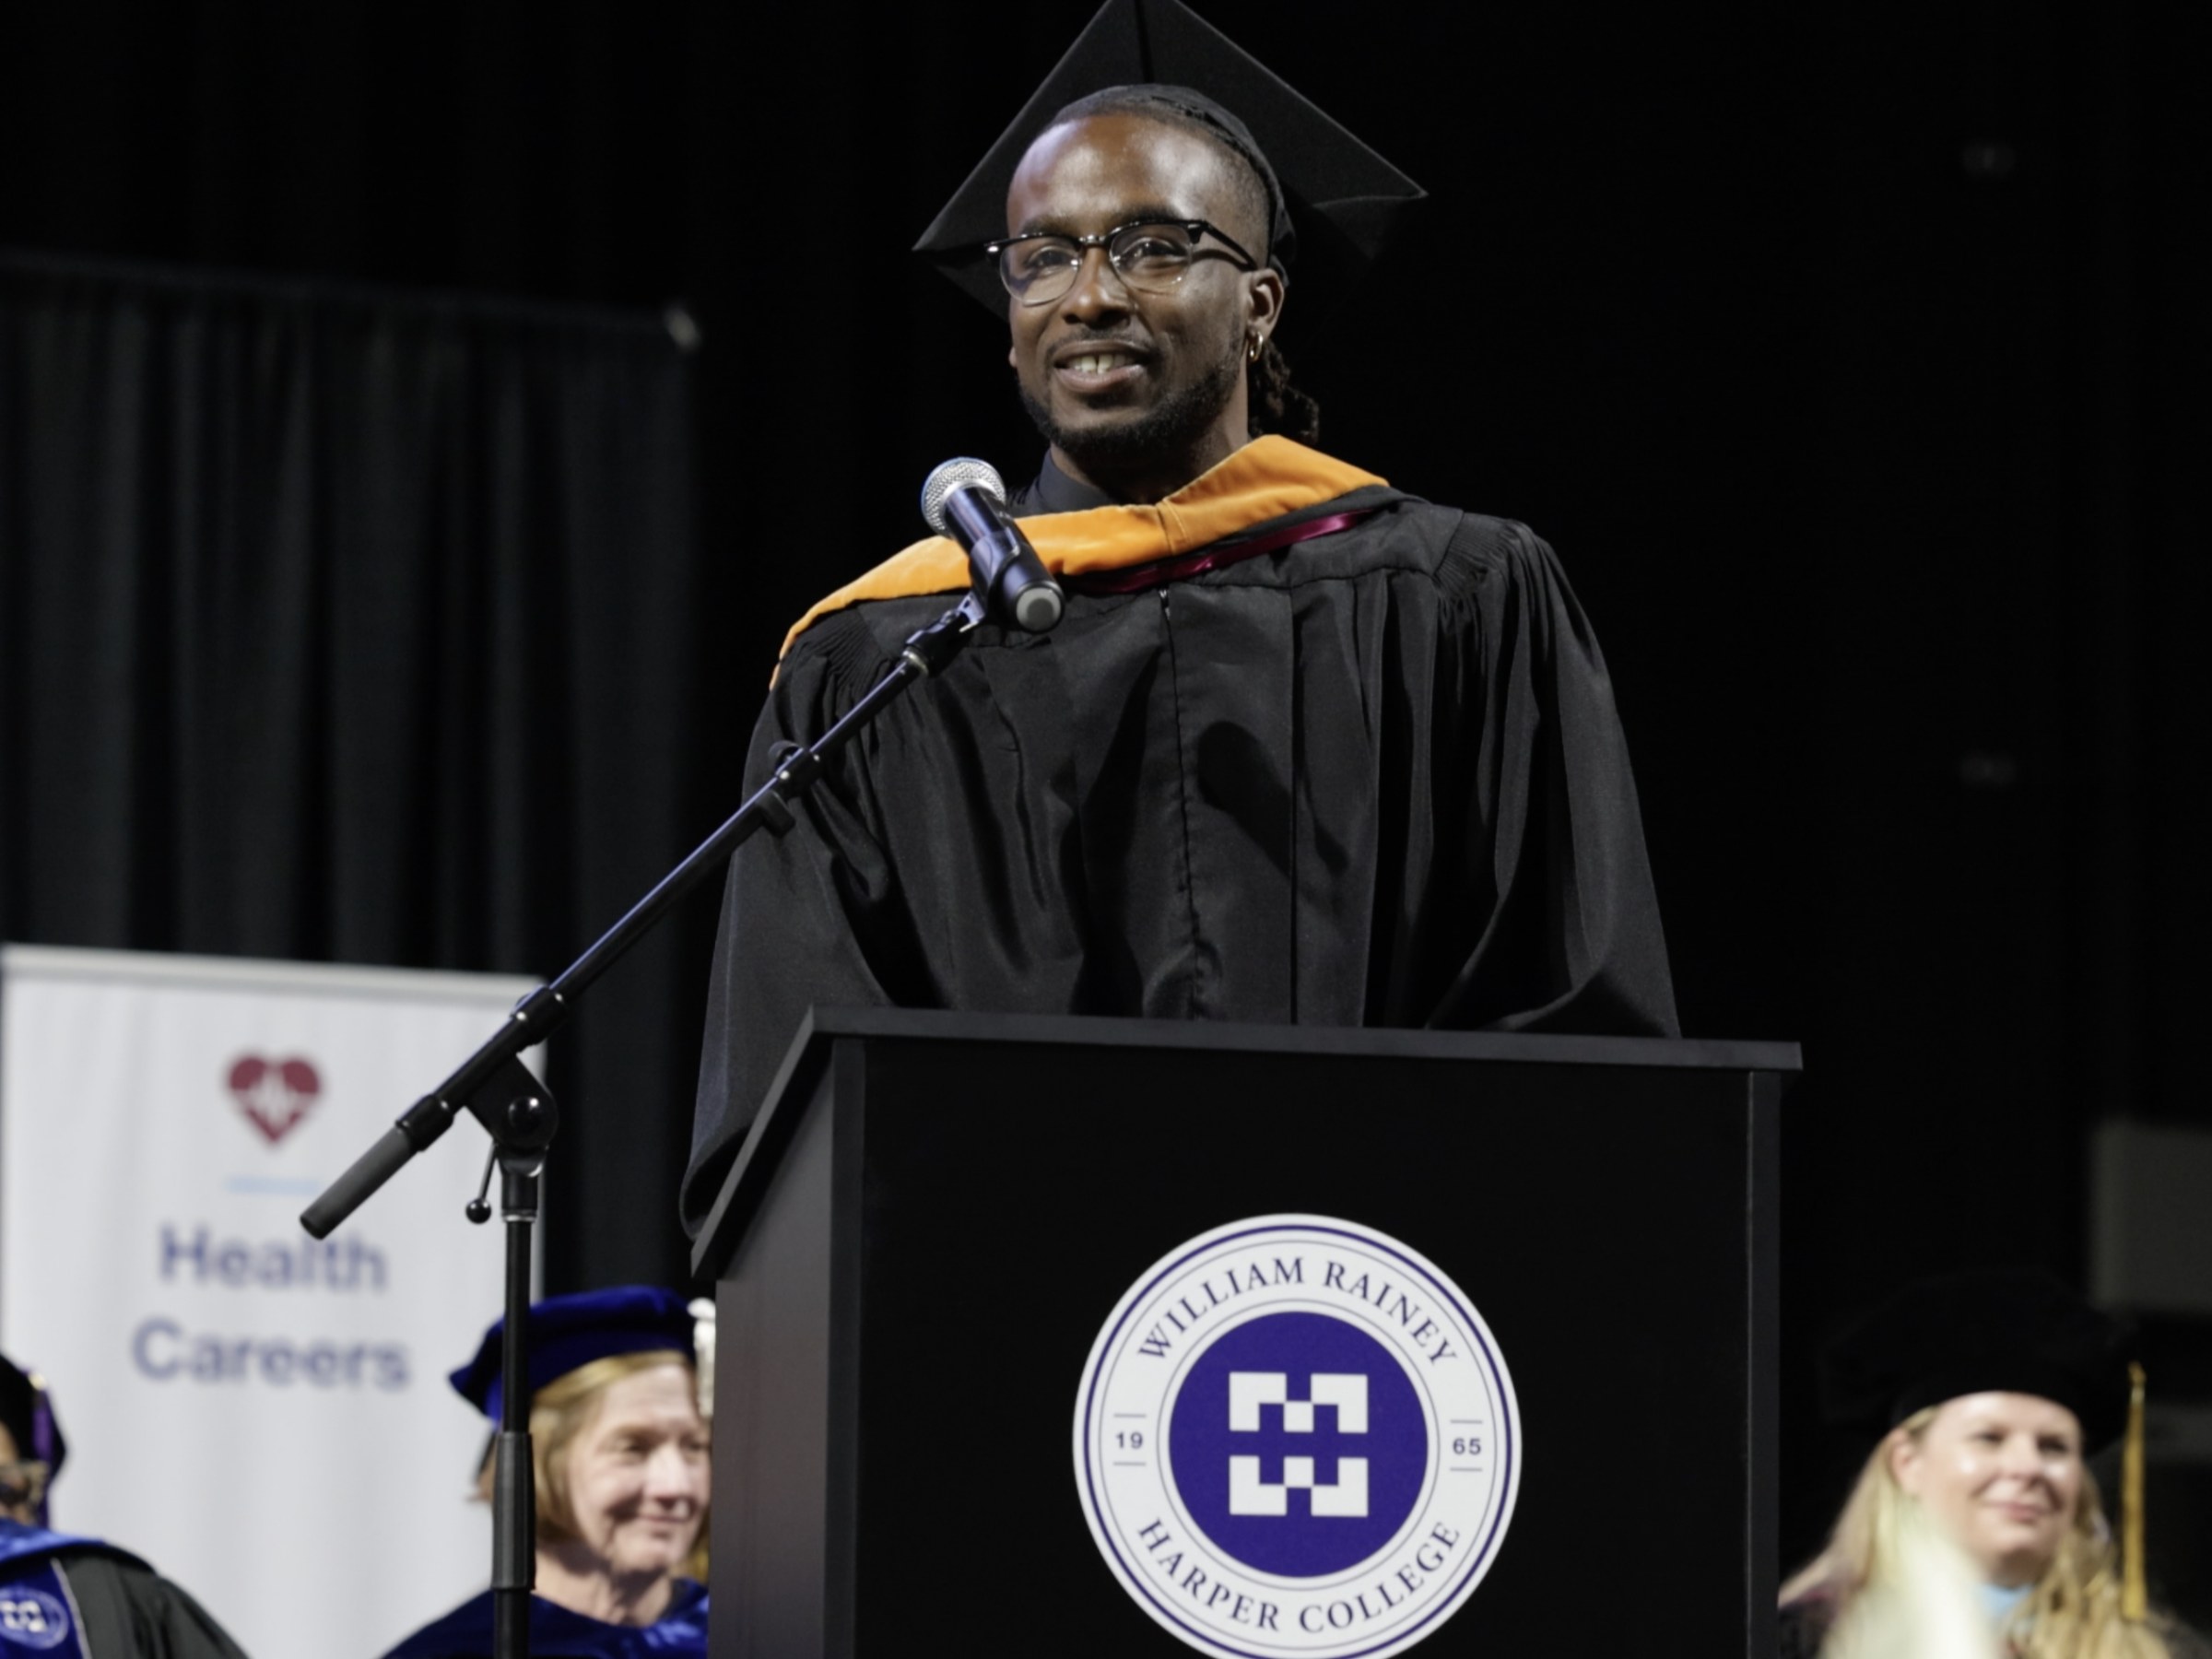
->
xmin=0 ymin=946 xmax=543 ymax=1658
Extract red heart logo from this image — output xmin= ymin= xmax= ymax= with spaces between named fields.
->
xmin=228 ymin=1055 xmax=323 ymax=1146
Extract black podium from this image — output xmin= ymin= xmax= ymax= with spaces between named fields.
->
xmin=692 ymin=1008 xmax=1797 ymax=1658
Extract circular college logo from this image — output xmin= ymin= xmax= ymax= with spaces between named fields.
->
xmin=1074 ymin=1216 xmax=1520 ymax=1659
xmin=0 ymin=1583 xmax=74 ymax=1651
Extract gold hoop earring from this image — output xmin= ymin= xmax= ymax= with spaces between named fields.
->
xmin=1247 ymin=335 xmax=1263 ymax=364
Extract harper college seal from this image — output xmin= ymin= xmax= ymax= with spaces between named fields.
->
xmin=1074 ymin=1216 xmax=1520 ymax=1659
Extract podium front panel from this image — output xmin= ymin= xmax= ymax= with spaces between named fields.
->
xmin=708 ymin=1015 xmax=1784 ymax=1658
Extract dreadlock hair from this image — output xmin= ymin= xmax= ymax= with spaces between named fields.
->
xmin=1049 ymin=85 xmax=1323 ymax=445
xmin=1248 ymin=337 xmax=1320 ymax=443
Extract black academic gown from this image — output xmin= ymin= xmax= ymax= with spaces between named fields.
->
xmin=1776 ymin=1595 xmax=1831 ymax=1659
xmin=682 ymin=460 xmax=1677 ymax=1230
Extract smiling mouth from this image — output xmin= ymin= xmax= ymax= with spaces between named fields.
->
xmin=1053 ymin=341 xmax=1151 ymax=382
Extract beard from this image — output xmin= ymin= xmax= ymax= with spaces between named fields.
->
xmin=1018 ymin=325 xmax=1245 ymax=478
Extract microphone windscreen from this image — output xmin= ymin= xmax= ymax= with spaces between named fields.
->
xmin=920 ymin=457 xmax=1008 ymax=535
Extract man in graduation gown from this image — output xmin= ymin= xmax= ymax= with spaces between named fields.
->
xmin=0 ymin=1354 xmax=247 ymax=1658
xmin=682 ymin=0 xmax=1678 ymax=1232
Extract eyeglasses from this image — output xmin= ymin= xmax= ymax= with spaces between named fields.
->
xmin=985 ymin=218 xmax=1259 ymax=307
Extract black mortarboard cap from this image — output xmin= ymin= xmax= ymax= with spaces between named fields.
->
xmin=1820 ymin=1268 xmax=2137 ymax=1453
xmin=914 ymin=0 xmax=1425 ymax=313
xmin=450 ymin=1286 xmax=697 ymax=1424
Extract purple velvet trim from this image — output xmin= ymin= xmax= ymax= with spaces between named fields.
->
xmin=29 ymin=1389 xmax=53 ymax=1524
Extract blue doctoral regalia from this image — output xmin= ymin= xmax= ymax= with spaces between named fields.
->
xmin=0 ymin=1521 xmax=145 ymax=1658
xmin=382 ymin=1580 xmax=709 ymax=1658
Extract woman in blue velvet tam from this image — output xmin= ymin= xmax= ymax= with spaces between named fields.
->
xmin=383 ymin=1287 xmax=712 ymax=1658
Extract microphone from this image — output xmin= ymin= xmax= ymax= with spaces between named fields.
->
xmin=920 ymin=459 xmax=1065 ymax=633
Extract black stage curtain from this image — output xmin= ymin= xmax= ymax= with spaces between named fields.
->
xmin=0 ymin=252 xmax=706 ymax=1294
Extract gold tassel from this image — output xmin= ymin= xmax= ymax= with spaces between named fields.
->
xmin=2123 ymin=1359 xmax=2147 ymax=1621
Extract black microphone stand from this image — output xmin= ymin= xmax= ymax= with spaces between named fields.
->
xmin=461 ymin=1073 xmax=558 ymax=1659
xmin=299 ymin=591 xmax=983 ymax=1659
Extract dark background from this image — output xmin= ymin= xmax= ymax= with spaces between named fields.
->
xmin=2 ymin=0 xmax=2206 ymax=1590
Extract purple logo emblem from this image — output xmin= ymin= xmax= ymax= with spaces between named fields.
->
xmin=1169 ymin=1312 xmax=1428 ymax=1577
xmin=1075 ymin=1216 xmax=1521 ymax=1659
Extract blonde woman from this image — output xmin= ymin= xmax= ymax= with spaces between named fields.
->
xmin=1782 ymin=1269 xmax=2205 ymax=1659
xmin=385 ymin=1288 xmax=711 ymax=1657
